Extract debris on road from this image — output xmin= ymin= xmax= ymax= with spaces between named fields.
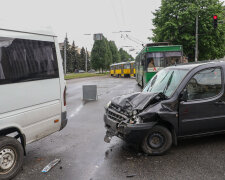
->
xmin=137 ymin=153 xmax=142 ymax=157
xmin=126 ymin=157 xmax=133 ymax=160
xmin=41 ymin=159 xmax=61 ymax=173
xmin=126 ymin=174 xmax=137 ymax=178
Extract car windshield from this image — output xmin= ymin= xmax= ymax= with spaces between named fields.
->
xmin=143 ymin=68 xmax=188 ymax=97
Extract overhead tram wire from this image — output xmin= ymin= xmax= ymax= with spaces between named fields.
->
xmin=109 ymin=0 xmax=121 ymax=30
xmin=119 ymin=0 xmax=126 ymax=27
xmin=127 ymin=34 xmax=145 ymax=44
xmin=122 ymin=34 xmax=143 ymax=46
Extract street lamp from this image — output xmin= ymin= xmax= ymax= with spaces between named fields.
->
xmin=84 ymin=34 xmax=92 ymax=72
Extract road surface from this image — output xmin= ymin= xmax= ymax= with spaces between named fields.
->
xmin=15 ymin=76 xmax=225 ymax=180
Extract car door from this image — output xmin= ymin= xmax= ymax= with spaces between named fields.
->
xmin=179 ymin=67 xmax=225 ymax=136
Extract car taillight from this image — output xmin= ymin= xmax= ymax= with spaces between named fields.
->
xmin=63 ymin=87 xmax=66 ymax=106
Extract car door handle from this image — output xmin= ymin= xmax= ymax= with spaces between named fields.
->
xmin=214 ymin=101 xmax=225 ymax=105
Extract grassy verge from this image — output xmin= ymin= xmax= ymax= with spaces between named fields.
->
xmin=65 ymin=72 xmax=109 ymax=80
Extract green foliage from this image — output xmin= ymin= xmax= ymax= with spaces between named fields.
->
xmin=80 ymin=47 xmax=86 ymax=70
xmin=104 ymin=37 xmax=113 ymax=69
xmin=91 ymin=39 xmax=107 ymax=71
xmin=61 ymin=38 xmax=92 ymax=73
xmin=150 ymin=0 xmax=225 ymax=61
xmin=65 ymin=72 xmax=108 ymax=80
xmin=119 ymin=48 xmax=134 ymax=62
xmin=91 ymin=36 xmax=134 ymax=71
xmin=70 ymin=41 xmax=80 ymax=71
xmin=109 ymin=41 xmax=121 ymax=63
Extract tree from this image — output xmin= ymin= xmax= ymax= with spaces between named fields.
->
xmin=70 ymin=41 xmax=79 ymax=72
xmin=91 ymin=37 xmax=112 ymax=72
xmin=80 ymin=47 xmax=86 ymax=70
xmin=61 ymin=36 xmax=74 ymax=73
xmin=119 ymin=48 xmax=134 ymax=62
xmin=104 ymin=37 xmax=113 ymax=69
xmin=108 ymin=41 xmax=120 ymax=63
xmin=150 ymin=0 xmax=225 ymax=61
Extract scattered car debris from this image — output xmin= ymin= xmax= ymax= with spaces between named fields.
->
xmin=126 ymin=157 xmax=133 ymax=160
xmin=137 ymin=153 xmax=142 ymax=157
xmin=42 ymin=159 xmax=61 ymax=173
xmin=105 ymin=150 xmax=110 ymax=157
xmin=126 ymin=174 xmax=137 ymax=178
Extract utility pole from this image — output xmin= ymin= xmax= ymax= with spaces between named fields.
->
xmin=64 ymin=33 xmax=67 ymax=74
xmin=85 ymin=48 xmax=88 ymax=72
xmin=195 ymin=14 xmax=199 ymax=62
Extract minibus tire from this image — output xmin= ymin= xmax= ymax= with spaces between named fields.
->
xmin=0 ymin=136 xmax=24 ymax=180
xmin=141 ymin=125 xmax=172 ymax=155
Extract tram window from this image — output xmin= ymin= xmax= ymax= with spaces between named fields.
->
xmin=124 ymin=64 xmax=130 ymax=69
xmin=146 ymin=52 xmax=164 ymax=67
xmin=165 ymin=57 xmax=180 ymax=66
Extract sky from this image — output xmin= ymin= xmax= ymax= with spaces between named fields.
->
xmin=0 ymin=0 xmax=224 ymax=57
xmin=0 ymin=0 xmax=161 ymax=57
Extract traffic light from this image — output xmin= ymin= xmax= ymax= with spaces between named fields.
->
xmin=213 ymin=15 xmax=218 ymax=28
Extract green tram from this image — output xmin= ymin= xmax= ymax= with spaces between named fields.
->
xmin=136 ymin=43 xmax=183 ymax=87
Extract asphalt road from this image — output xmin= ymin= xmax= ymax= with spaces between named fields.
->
xmin=15 ymin=76 xmax=225 ymax=180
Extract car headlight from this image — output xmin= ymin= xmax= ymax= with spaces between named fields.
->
xmin=135 ymin=116 xmax=143 ymax=124
xmin=133 ymin=110 xmax=138 ymax=115
xmin=106 ymin=101 xmax=111 ymax=108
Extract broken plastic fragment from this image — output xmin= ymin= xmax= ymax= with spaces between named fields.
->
xmin=104 ymin=135 xmax=112 ymax=143
xmin=42 ymin=159 xmax=61 ymax=173
xmin=126 ymin=174 xmax=137 ymax=178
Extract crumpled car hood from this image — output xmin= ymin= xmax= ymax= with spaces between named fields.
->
xmin=111 ymin=92 xmax=161 ymax=111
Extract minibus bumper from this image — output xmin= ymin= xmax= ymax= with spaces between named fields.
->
xmin=104 ymin=114 xmax=155 ymax=144
xmin=60 ymin=111 xmax=68 ymax=130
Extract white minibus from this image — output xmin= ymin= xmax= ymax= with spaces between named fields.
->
xmin=0 ymin=27 xmax=67 ymax=179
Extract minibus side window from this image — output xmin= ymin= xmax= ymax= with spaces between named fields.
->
xmin=0 ymin=38 xmax=59 ymax=85
xmin=186 ymin=68 xmax=222 ymax=100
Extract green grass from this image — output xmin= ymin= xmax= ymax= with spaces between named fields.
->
xmin=65 ymin=72 xmax=109 ymax=80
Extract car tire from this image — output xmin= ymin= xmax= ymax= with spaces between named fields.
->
xmin=0 ymin=136 xmax=24 ymax=180
xmin=141 ymin=125 xmax=172 ymax=155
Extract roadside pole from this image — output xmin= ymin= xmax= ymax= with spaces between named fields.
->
xmin=85 ymin=47 xmax=88 ymax=72
xmin=64 ymin=33 xmax=67 ymax=74
xmin=195 ymin=14 xmax=198 ymax=62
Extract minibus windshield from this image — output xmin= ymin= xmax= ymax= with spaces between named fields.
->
xmin=143 ymin=68 xmax=188 ymax=97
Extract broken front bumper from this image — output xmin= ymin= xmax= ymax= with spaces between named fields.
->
xmin=104 ymin=114 xmax=156 ymax=144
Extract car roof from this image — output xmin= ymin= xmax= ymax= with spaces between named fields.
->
xmin=166 ymin=60 xmax=225 ymax=70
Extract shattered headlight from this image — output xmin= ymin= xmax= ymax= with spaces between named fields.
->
xmin=133 ymin=110 xmax=138 ymax=115
xmin=106 ymin=101 xmax=111 ymax=108
xmin=135 ymin=116 xmax=143 ymax=124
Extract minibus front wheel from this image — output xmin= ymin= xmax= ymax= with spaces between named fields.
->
xmin=0 ymin=136 xmax=24 ymax=180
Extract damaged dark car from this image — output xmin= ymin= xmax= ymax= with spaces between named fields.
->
xmin=104 ymin=61 xmax=225 ymax=155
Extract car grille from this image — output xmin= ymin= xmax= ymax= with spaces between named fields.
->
xmin=107 ymin=108 xmax=128 ymax=122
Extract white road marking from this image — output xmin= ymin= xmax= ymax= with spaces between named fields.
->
xmin=69 ymin=104 xmax=84 ymax=118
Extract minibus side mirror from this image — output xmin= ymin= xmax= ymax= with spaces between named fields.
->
xmin=180 ymin=89 xmax=188 ymax=102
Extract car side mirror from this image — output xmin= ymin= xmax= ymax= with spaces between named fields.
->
xmin=180 ymin=89 xmax=188 ymax=102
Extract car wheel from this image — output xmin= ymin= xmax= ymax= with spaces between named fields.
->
xmin=0 ymin=136 xmax=24 ymax=180
xmin=142 ymin=125 xmax=172 ymax=155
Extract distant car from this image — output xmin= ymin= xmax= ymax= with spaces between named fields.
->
xmin=79 ymin=70 xmax=85 ymax=73
xmin=88 ymin=69 xmax=96 ymax=73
